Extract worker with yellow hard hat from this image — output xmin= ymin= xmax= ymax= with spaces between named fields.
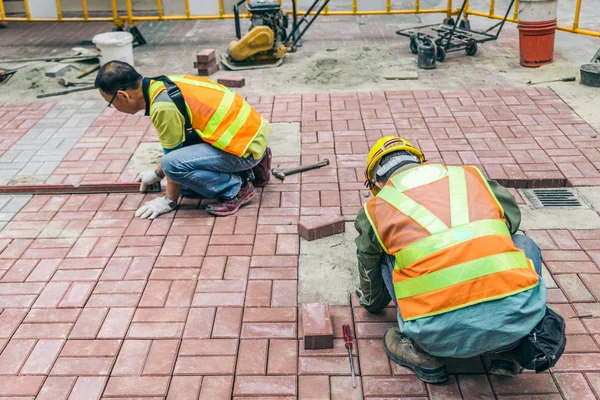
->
xmin=355 ymin=136 xmax=563 ymax=383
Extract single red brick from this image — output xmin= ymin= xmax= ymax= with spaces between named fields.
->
xmin=196 ymin=49 xmax=216 ymax=64
xmin=174 ymin=355 xmax=236 ymax=375
xmin=218 ymin=76 xmax=245 ymax=88
xmin=199 ymin=375 xmax=233 ymax=400
xmin=301 ymin=303 xmax=333 ymax=350
xmin=233 ymin=376 xmax=297 ymax=397
xmin=358 ymin=339 xmax=392 ymax=376
xmin=236 ymin=339 xmax=268 ymax=375
xmin=267 ymin=339 xmax=298 ymax=376
xmin=363 ymin=376 xmax=426 ymax=397
xmin=298 ymin=215 xmax=345 ymax=241
xmin=271 ymin=280 xmax=297 ymax=307
xmin=104 ymin=376 xmax=170 ymax=397
xmin=212 ymin=307 xmax=243 ymax=338
xmin=168 ymin=376 xmax=202 ymax=399
xmin=50 ymin=357 xmax=113 ymax=376
xmin=197 ymin=64 xmax=220 ymax=77
xmin=241 ymin=322 xmax=297 ymax=339
xmin=245 ymin=280 xmax=272 ymax=307
xmin=299 ymin=376 xmax=329 ymax=399
xmin=298 ymin=356 xmax=360 ymax=375
xmin=68 ymin=376 xmax=107 ymax=400
xmin=61 ymin=339 xmax=120 ymax=357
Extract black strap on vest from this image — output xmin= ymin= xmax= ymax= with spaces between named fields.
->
xmin=143 ymin=76 xmax=202 ymax=147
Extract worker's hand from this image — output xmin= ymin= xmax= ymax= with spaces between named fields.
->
xmin=136 ymin=170 xmax=163 ymax=192
xmin=135 ymin=196 xmax=176 ymax=220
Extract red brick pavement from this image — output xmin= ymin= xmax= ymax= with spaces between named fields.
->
xmin=0 ymin=193 xmax=600 ymax=398
xmin=37 ymin=87 xmax=600 ymax=193
xmin=1 ymin=87 xmax=600 ymax=398
xmin=0 ymin=102 xmax=55 ymax=157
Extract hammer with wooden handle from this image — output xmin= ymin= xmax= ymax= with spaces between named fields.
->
xmin=271 ymin=159 xmax=329 ymax=181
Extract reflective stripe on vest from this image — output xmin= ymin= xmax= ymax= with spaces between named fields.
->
xmin=364 ymin=164 xmax=539 ymax=321
xmin=148 ymin=75 xmax=261 ymax=156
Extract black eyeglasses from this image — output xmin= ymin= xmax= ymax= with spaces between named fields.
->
xmin=107 ymin=90 xmax=121 ymax=108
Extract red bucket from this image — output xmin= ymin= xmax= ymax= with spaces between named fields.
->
xmin=518 ymin=19 xmax=557 ymax=67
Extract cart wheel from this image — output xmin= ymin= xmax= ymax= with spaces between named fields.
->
xmin=436 ymin=46 xmax=446 ymax=62
xmin=410 ymin=37 xmax=419 ymax=55
xmin=465 ymin=42 xmax=478 ymax=56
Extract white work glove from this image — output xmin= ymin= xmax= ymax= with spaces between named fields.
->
xmin=135 ymin=196 xmax=176 ymax=220
xmin=136 ymin=170 xmax=163 ymax=192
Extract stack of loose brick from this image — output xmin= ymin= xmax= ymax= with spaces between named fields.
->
xmin=194 ymin=49 xmax=219 ymax=76
xmin=301 ymin=303 xmax=334 ymax=350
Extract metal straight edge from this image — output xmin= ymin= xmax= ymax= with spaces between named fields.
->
xmin=0 ymin=182 xmax=162 ymax=195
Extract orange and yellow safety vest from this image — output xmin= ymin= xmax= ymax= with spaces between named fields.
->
xmin=148 ymin=74 xmax=265 ymax=157
xmin=364 ymin=163 xmax=540 ymax=321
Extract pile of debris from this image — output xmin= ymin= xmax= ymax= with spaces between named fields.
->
xmin=0 ymin=47 xmax=100 ymax=99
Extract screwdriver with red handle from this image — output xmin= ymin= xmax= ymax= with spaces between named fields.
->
xmin=342 ymin=324 xmax=357 ymax=388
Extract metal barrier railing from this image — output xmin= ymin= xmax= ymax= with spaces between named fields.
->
xmin=0 ymin=0 xmax=598 ymax=39
xmin=0 ymin=0 xmax=452 ymax=24
xmin=464 ymin=0 xmax=600 ymax=38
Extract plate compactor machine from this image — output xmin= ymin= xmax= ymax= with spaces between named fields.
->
xmin=223 ymin=0 xmax=331 ymax=70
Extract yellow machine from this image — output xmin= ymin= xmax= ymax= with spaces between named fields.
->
xmin=223 ymin=0 xmax=330 ymax=70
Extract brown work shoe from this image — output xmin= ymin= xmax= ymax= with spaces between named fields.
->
xmin=383 ymin=328 xmax=448 ymax=384
xmin=206 ymin=180 xmax=256 ymax=217
xmin=251 ymin=147 xmax=271 ymax=188
xmin=483 ymin=350 xmax=522 ymax=378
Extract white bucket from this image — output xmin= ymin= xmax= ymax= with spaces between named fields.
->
xmin=518 ymin=0 xmax=558 ymax=23
xmin=92 ymin=32 xmax=135 ymax=67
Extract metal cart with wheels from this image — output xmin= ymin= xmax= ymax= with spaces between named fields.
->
xmin=397 ymin=0 xmax=516 ymax=62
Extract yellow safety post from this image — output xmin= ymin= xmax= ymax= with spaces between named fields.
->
xmin=446 ymin=0 xmax=452 ymax=19
xmin=218 ymin=0 xmax=224 ymax=17
xmin=573 ymin=0 xmax=581 ymax=30
xmin=184 ymin=0 xmax=190 ymax=18
xmin=324 ymin=3 xmax=328 ymax=15
xmin=82 ymin=0 xmax=89 ymax=20
xmin=55 ymin=0 xmax=62 ymax=20
xmin=513 ymin=0 xmax=519 ymax=21
xmin=23 ymin=0 xmax=31 ymax=20
xmin=386 ymin=0 xmax=391 ymax=13
xmin=489 ymin=0 xmax=494 ymax=16
xmin=0 ymin=0 xmax=6 ymax=21
xmin=156 ymin=0 xmax=163 ymax=19
xmin=352 ymin=0 xmax=357 ymax=14
xmin=125 ymin=0 xmax=135 ymax=25
xmin=111 ymin=0 xmax=120 ymax=26
xmin=463 ymin=0 xmax=469 ymax=21
xmin=415 ymin=0 xmax=420 ymax=13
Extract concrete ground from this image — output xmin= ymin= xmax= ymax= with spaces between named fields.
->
xmin=0 ymin=7 xmax=600 ymax=400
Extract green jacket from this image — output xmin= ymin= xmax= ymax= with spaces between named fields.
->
xmin=355 ymin=164 xmax=522 ymax=313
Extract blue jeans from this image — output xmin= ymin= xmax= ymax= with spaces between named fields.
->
xmin=161 ymin=143 xmax=261 ymax=199
xmin=381 ymin=234 xmax=544 ymax=355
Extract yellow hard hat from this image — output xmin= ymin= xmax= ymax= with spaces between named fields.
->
xmin=364 ymin=136 xmax=425 ymax=195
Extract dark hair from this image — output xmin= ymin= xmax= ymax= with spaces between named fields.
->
xmin=94 ymin=61 xmax=143 ymax=94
